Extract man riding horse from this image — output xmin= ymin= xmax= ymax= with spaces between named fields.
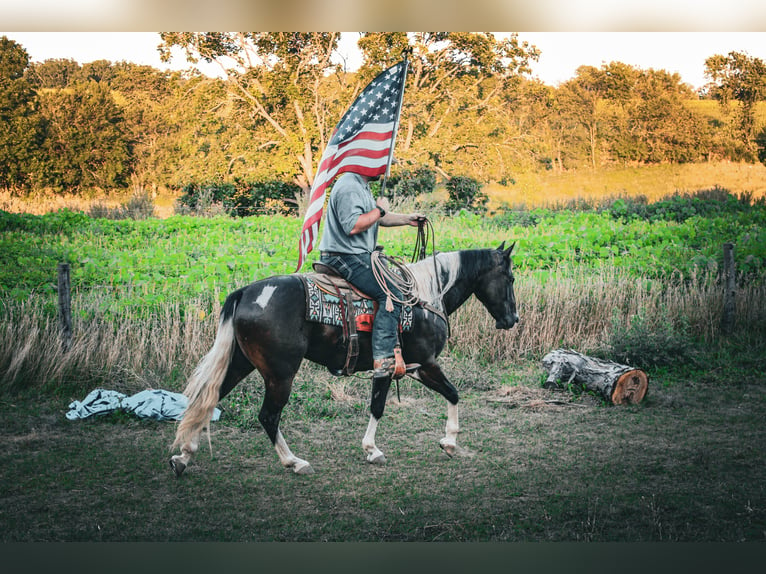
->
xmin=318 ymin=168 xmax=424 ymax=381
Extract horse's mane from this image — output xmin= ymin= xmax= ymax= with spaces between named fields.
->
xmin=407 ymin=252 xmax=458 ymax=309
xmin=407 ymin=249 xmax=500 ymax=309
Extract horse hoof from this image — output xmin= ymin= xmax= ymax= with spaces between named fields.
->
xmin=439 ymin=441 xmax=457 ymax=458
xmin=293 ymin=462 xmax=314 ymax=475
xmin=367 ymin=453 xmax=387 ymax=465
xmin=169 ymin=456 xmax=186 ymax=478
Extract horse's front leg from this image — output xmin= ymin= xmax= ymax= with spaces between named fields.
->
xmin=362 ymin=374 xmax=392 ymax=464
xmin=412 ymin=363 xmax=460 ymax=457
xmin=441 ymin=402 xmax=459 ymax=457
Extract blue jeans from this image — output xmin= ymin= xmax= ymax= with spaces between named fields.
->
xmin=320 ymin=252 xmax=402 ymax=360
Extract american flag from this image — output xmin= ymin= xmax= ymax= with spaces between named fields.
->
xmin=295 ymin=60 xmax=408 ymax=271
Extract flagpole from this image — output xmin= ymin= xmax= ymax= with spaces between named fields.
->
xmin=379 ymin=47 xmax=412 ymax=199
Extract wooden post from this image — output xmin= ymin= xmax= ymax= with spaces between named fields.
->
xmin=57 ymin=263 xmax=72 ymax=352
xmin=721 ymin=243 xmax=736 ymax=335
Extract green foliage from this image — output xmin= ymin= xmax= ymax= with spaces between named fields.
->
xmin=0 ymin=36 xmax=44 ymax=190
xmin=3 ymin=186 xmax=765 ymax=321
xmin=387 ymin=166 xmax=436 ymax=200
xmin=445 ymin=176 xmax=489 ymax=214
xmin=606 ymin=309 xmax=696 ymax=368
xmin=176 ymin=180 xmax=300 ymax=217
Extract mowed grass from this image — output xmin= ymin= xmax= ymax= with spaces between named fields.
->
xmin=482 ymin=161 xmax=766 ymax=209
xmin=1 ymin=354 xmax=765 ymax=542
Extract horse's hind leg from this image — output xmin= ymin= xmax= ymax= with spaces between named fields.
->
xmin=170 ymin=341 xmax=254 ymax=477
xmin=259 ymin=378 xmax=314 ymax=475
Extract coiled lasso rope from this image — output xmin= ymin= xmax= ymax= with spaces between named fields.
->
xmin=370 ymin=217 xmax=436 ymax=312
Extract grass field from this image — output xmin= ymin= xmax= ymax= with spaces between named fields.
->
xmin=1 ymin=353 xmax=764 ymax=542
xmin=483 ymin=161 xmax=766 ymax=209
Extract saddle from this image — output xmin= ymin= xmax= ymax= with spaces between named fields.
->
xmin=299 ymin=262 xmax=415 ymax=377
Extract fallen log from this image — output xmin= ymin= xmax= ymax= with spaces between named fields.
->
xmin=541 ymin=349 xmax=648 ymax=405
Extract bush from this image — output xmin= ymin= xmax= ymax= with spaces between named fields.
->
xmin=606 ymin=309 xmax=697 ymax=368
xmin=445 ymin=176 xmax=488 ymax=214
xmin=89 ymin=190 xmax=155 ymax=220
xmin=387 ymin=166 xmax=437 ymax=200
xmin=606 ymin=187 xmax=755 ymax=223
xmin=175 ymin=180 xmax=300 ymax=217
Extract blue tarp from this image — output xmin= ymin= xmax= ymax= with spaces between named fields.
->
xmin=66 ymin=388 xmax=221 ymax=422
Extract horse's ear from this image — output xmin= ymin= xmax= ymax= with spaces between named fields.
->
xmin=503 ymin=241 xmax=515 ymax=259
xmin=497 ymin=241 xmax=506 ymax=252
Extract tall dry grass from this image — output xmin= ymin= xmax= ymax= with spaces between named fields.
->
xmin=2 ymin=269 xmax=764 ymax=397
xmin=0 ymin=294 xmax=220 ymax=396
xmin=449 ymin=267 xmax=766 ymax=363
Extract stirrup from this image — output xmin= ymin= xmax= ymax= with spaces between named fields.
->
xmin=373 ymin=357 xmax=396 ymax=378
xmin=392 ymin=347 xmax=407 ymax=379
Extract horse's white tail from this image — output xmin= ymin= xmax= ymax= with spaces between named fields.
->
xmin=172 ymin=295 xmax=239 ymax=452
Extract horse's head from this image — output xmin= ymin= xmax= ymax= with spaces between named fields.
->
xmin=474 ymin=242 xmax=519 ymax=330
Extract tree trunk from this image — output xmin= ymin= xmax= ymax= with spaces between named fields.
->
xmin=541 ymin=349 xmax=648 ymax=405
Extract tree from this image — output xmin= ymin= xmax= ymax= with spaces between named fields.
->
xmin=0 ymin=36 xmax=44 ymax=191
xmin=357 ymin=32 xmax=539 ymax=171
xmin=558 ymin=66 xmax=609 ymax=168
xmin=705 ymin=51 xmax=766 ymax=158
xmin=158 ymin=32 xmax=346 ymax=198
xmin=35 ymin=82 xmax=132 ymax=191
xmin=25 ymin=58 xmax=80 ymax=88
xmin=560 ymin=62 xmax=708 ymax=167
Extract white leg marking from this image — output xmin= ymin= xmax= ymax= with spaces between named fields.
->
xmin=362 ymin=415 xmax=386 ymax=464
xmin=255 ymin=285 xmax=277 ymax=309
xmin=439 ymin=402 xmax=459 ymax=457
xmin=170 ymin=433 xmax=199 ymax=476
xmin=274 ymin=430 xmax=313 ymax=474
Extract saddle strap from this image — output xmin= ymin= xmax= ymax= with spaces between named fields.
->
xmin=336 ymin=286 xmax=359 ymax=376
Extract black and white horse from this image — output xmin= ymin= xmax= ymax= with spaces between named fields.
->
xmin=170 ymin=242 xmax=518 ymax=476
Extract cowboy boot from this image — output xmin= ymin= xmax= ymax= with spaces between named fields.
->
xmin=373 ymin=356 xmax=396 ymax=379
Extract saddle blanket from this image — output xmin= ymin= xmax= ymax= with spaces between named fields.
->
xmin=304 ymin=276 xmax=413 ymax=333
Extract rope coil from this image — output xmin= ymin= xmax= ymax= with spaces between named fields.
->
xmin=370 ymin=218 xmax=436 ymax=311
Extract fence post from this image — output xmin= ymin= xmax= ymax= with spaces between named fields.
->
xmin=721 ymin=243 xmax=736 ymax=335
xmin=58 ymin=262 xmax=72 ymax=352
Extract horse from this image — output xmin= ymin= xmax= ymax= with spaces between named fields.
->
xmin=169 ymin=241 xmax=518 ymax=476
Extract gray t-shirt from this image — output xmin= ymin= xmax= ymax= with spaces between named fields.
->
xmin=318 ymin=172 xmax=378 ymax=254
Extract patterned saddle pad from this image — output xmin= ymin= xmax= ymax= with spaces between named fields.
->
xmin=302 ymin=274 xmax=414 ymax=333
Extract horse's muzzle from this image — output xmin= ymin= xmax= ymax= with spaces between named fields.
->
xmin=496 ymin=313 xmax=519 ymax=330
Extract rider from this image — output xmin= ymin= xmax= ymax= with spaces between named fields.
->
xmin=319 ymin=168 xmax=423 ymax=379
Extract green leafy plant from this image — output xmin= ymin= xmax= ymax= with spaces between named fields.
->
xmin=445 ymin=176 xmax=489 ymax=214
xmin=606 ymin=308 xmax=696 ymax=368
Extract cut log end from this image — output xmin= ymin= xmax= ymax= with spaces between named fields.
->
xmin=611 ymin=369 xmax=649 ymax=405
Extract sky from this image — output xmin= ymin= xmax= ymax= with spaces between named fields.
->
xmin=2 ymin=31 xmax=766 ymax=91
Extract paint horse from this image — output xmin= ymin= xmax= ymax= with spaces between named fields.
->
xmin=170 ymin=242 xmax=518 ymax=476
